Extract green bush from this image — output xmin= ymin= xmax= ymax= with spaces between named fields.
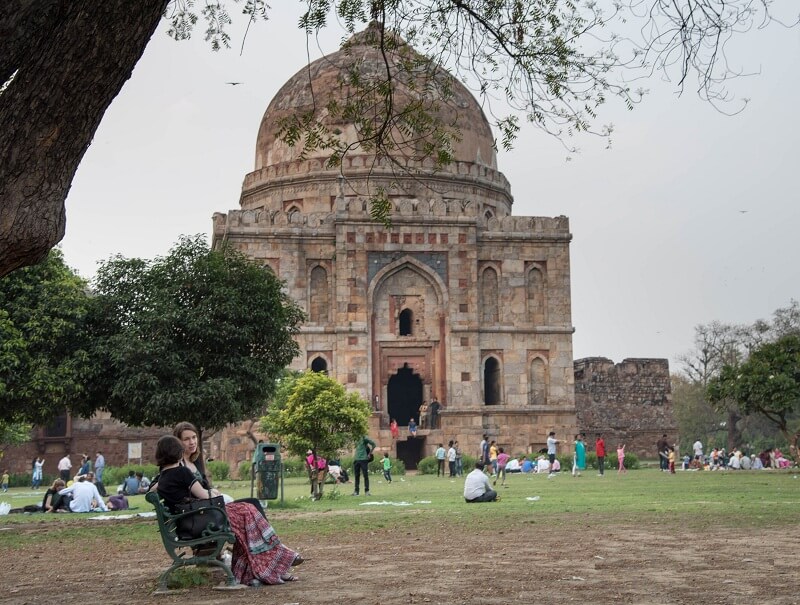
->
xmin=206 ymin=461 xmax=229 ymax=481
xmin=416 ymin=455 xmax=438 ymax=475
xmin=238 ymin=460 xmax=253 ymax=480
xmin=102 ymin=464 xmax=159 ymax=486
xmin=9 ymin=473 xmax=56 ymax=488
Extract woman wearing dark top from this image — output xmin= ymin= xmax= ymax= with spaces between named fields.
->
xmin=154 ymin=435 xmax=303 ymax=585
xmin=42 ymin=478 xmax=68 ymax=512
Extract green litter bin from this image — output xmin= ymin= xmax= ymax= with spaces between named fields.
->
xmin=253 ymin=443 xmax=282 ymax=500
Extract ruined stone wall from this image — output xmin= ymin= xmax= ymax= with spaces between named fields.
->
xmin=574 ymin=357 xmax=676 ymax=459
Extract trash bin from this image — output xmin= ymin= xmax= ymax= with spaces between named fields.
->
xmin=253 ymin=443 xmax=281 ymax=500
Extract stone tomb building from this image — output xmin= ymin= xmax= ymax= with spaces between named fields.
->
xmin=211 ymin=28 xmax=576 ymax=468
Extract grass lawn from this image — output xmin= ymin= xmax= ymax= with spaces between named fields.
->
xmin=1 ymin=467 xmax=797 ymax=546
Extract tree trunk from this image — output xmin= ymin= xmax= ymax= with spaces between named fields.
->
xmin=0 ymin=1 xmax=167 ymax=277
xmin=726 ymin=408 xmax=742 ymax=451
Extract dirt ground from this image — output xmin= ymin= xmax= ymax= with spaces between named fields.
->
xmin=2 ymin=514 xmax=798 ymax=605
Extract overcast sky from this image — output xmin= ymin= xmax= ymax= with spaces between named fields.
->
xmin=60 ymin=4 xmax=799 ymax=370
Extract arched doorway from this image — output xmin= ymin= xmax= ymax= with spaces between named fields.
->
xmin=310 ymin=356 xmax=328 ymax=373
xmin=387 ymin=363 xmax=423 ymax=426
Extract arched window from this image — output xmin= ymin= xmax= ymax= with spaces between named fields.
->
xmin=287 ymin=205 xmax=301 ymax=222
xmin=527 ymin=267 xmax=545 ymax=323
xmin=310 ymin=357 xmax=328 ymax=374
xmin=483 ymin=357 xmax=502 ymax=405
xmin=481 ymin=267 xmax=499 ymax=324
xmin=309 ymin=266 xmax=329 ymax=323
xmin=529 ymin=358 xmax=547 ymax=405
xmin=399 ymin=308 xmax=413 ymax=336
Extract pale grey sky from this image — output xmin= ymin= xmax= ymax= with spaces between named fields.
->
xmin=61 ymin=4 xmax=800 ymax=369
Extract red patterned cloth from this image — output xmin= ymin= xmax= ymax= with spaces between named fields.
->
xmin=225 ymin=501 xmax=297 ymax=585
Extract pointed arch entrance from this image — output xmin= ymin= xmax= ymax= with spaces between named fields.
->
xmin=387 ymin=364 xmax=423 ymax=427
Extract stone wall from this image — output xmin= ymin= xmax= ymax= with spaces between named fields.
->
xmin=574 ymin=357 xmax=676 ymax=459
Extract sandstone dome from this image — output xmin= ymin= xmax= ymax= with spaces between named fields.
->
xmin=253 ymin=25 xmax=499 ymax=174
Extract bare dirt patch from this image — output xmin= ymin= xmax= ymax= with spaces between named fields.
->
xmin=2 ymin=515 xmax=797 ymax=605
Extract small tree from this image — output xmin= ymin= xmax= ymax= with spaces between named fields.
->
xmin=79 ymin=235 xmax=304 ymax=441
xmin=708 ymin=334 xmax=800 ymax=463
xmin=261 ymin=371 xmax=371 ymax=496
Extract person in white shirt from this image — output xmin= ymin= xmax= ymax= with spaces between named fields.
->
xmin=57 ymin=455 xmax=72 ymax=482
xmin=447 ymin=441 xmax=457 ymax=477
xmin=58 ymin=472 xmax=108 ymax=512
xmin=692 ymin=440 xmax=704 ymax=460
xmin=463 ymin=462 xmax=498 ymax=502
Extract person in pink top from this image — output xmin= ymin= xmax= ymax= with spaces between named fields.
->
xmin=389 ymin=418 xmax=399 ymax=439
xmin=305 ymin=449 xmax=327 ymax=501
xmin=617 ymin=444 xmax=627 ymax=474
xmin=494 ymin=447 xmax=511 ymax=487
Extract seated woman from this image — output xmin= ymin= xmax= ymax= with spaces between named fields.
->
xmin=155 ymin=435 xmax=303 ymax=585
xmin=173 ymin=421 xmax=265 ymax=516
xmin=41 ymin=479 xmax=69 ymax=512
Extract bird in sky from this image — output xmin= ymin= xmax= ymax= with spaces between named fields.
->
xmin=226 ymin=82 xmax=243 ymax=86
xmin=738 ymin=210 xmax=748 ymax=214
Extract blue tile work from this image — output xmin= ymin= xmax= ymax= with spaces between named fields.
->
xmin=367 ymin=251 xmax=448 ymax=285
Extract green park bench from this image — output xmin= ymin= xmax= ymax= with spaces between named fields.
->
xmin=145 ymin=491 xmax=244 ymax=592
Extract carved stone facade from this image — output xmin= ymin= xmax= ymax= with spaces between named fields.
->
xmin=574 ymin=357 xmax=676 ymax=458
xmin=211 ymin=28 xmax=577 ymax=469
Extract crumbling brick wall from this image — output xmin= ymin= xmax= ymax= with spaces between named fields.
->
xmin=574 ymin=357 xmax=676 ymax=459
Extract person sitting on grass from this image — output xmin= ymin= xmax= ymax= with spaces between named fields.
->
xmin=41 ymin=479 xmax=69 ymax=512
xmin=58 ymin=472 xmax=108 ymax=512
xmin=122 ymin=470 xmax=140 ymax=496
xmin=463 ymin=461 xmax=498 ymax=503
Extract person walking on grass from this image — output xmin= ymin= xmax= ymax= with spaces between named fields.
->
xmin=547 ymin=431 xmax=561 ymax=478
xmin=352 ymin=434 xmax=376 ymax=496
xmin=435 ymin=443 xmax=446 ymax=477
xmin=595 ymin=434 xmax=606 ymax=476
xmin=494 ymin=447 xmax=510 ymax=487
xmin=382 ymin=453 xmax=392 ymax=483
xmin=572 ymin=434 xmax=586 ymax=477
xmin=617 ymin=443 xmax=627 ymax=474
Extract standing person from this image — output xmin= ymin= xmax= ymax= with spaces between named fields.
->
xmin=435 ymin=443 xmax=446 ymax=476
xmin=305 ymin=449 xmax=327 ymax=501
xmin=668 ymin=446 xmax=676 ymax=474
xmin=572 ymin=434 xmax=586 ymax=477
xmin=617 ymin=443 xmax=627 ymax=474
xmin=692 ymin=439 xmax=704 ymax=462
xmin=454 ymin=441 xmax=463 ymax=476
xmin=1 ymin=469 xmax=9 ymax=493
xmin=479 ymin=434 xmax=489 ymax=465
xmin=32 ymin=457 xmax=44 ymax=489
xmin=78 ymin=454 xmax=91 ymax=476
xmin=495 ymin=447 xmax=510 ymax=486
xmin=463 ymin=461 xmax=498 ymax=503
xmin=418 ymin=401 xmax=428 ymax=429
xmin=595 ymin=434 xmax=606 ymax=477
xmin=352 ymin=434 xmax=376 ymax=496
xmin=546 ymin=431 xmax=560 ymax=478
xmin=94 ymin=451 xmax=105 ymax=482
xmin=428 ymin=397 xmax=441 ymax=429
xmin=408 ymin=417 xmax=417 ymax=437
xmin=389 ymin=418 xmax=399 ymax=440
xmin=656 ymin=434 xmax=669 ymax=471
xmin=447 ymin=440 xmax=457 ymax=477
xmin=488 ymin=441 xmax=499 ymax=477
xmin=57 ymin=454 xmax=72 ymax=482
xmin=382 ymin=453 xmax=392 ymax=483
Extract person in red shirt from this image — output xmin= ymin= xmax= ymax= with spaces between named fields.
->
xmin=595 ymin=434 xmax=606 ymax=476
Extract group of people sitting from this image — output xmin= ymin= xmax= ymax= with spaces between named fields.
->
xmin=40 ymin=472 xmax=127 ymax=513
xmin=682 ymin=447 xmax=794 ymax=471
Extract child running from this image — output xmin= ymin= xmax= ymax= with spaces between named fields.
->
xmin=617 ymin=443 xmax=627 ymax=474
xmin=494 ymin=448 xmax=510 ymax=487
xmin=382 ymin=453 xmax=392 ymax=483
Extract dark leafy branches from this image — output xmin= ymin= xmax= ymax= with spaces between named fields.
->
xmin=80 ymin=235 xmax=304 ymax=436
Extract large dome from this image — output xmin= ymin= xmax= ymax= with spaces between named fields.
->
xmin=253 ymin=24 xmax=498 ymax=173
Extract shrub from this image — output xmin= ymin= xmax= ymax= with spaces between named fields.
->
xmin=102 ymin=464 xmax=159 ymax=486
xmin=238 ymin=460 xmax=253 ymax=480
xmin=416 ymin=455 xmax=438 ymax=475
xmin=206 ymin=461 xmax=229 ymax=481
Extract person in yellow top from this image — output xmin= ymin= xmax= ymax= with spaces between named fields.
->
xmin=489 ymin=441 xmax=499 ymax=477
xmin=1 ymin=469 xmax=9 ymax=493
xmin=668 ymin=447 xmax=676 ymax=474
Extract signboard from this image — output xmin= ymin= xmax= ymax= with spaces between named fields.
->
xmin=128 ymin=442 xmax=142 ymax=460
